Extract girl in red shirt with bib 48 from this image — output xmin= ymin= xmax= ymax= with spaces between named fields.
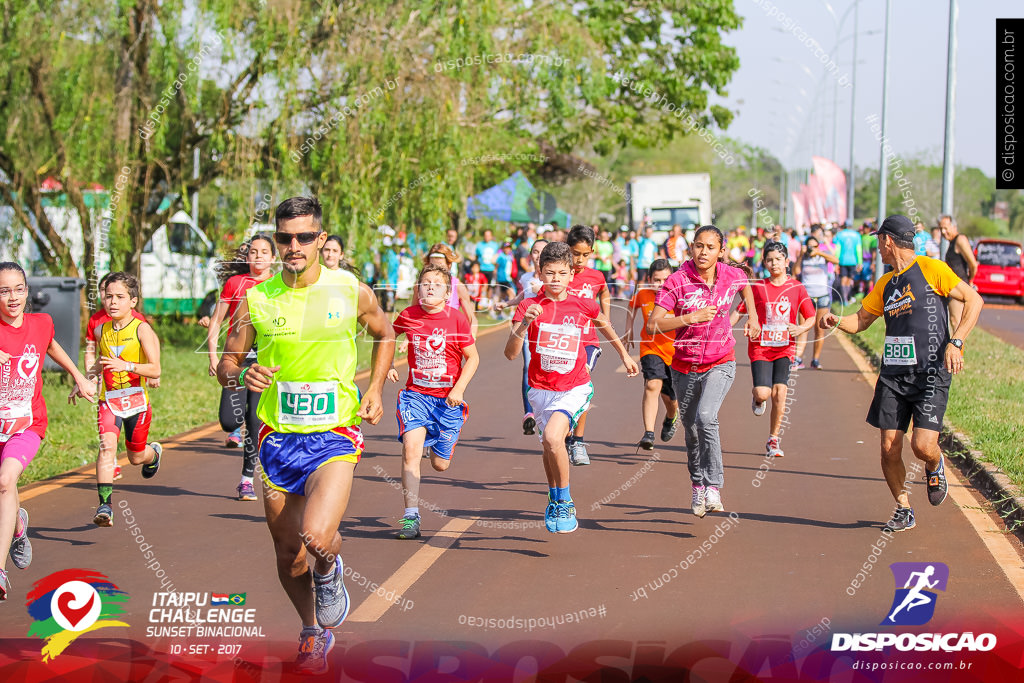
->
xmin=732 ymin=242 xmax=816 ymax=458
xmin=0 ymin=263 xmax=95 ymax=601
xmin=388 ymin=264 xmax=480 ymax=540
xmin=504 ymin=242 xmax=638 ymax=535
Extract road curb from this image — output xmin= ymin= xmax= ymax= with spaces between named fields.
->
xmin=844 ymin=332 xmax=1024 ymax=542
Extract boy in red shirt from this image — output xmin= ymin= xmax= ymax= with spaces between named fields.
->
xmin=505 ymin=242 xmax=638 ymax=534
xmin=732 ymin=242 xmax=815 ymax=457
xmin=561 ymin=225 xmax=611 ymax=466
xmin=389 ymin=264 xmax=480 ymax=540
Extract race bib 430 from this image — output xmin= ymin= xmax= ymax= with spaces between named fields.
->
xmin=278 ymin=381 xmax=339 ymax=426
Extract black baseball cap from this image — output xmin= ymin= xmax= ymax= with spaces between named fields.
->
xmin=872 ymin=214 xmax=915 ymax=242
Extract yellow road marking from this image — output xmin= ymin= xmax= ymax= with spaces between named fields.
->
xmin=836 ymin=332 xmax=1024 ymax=604
xmin=348 ymin=516 xmax=478 ymax=622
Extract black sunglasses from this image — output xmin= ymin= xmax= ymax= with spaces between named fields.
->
xmin=274 ymin=230 xmax=322 ymax=246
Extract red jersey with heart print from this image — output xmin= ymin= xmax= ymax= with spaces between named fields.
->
xmin=393 ymin=304 xmax=475 ymax=399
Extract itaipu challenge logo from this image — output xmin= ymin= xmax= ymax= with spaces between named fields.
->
xmin=25 ymin=569 xmax=130 ymax=661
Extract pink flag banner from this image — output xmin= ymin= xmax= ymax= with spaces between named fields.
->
xmin=791 ymin=191 xmax=808 ymax=230
xmin=811 ymin=156 xmax=848 ymax=224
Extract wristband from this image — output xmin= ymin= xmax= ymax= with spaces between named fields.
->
xmin=237 ymin=366 xmax=249 ymax=386
xmin=127 ymin=361 xmax=136 ymax=373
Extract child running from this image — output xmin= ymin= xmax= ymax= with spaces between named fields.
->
xmin=88 ymin=272 xmax=163 ymax=527
xmin=204 ymin=233 xmax=276 ymax=500
xmin=731 ymin=241 xmax=815 ymax=458
xmin=0 ymin=263 xmax=95 ymax=599
xmin=561 ymin=224 xmax=611 ymax=466
xmin=85 ymin=272 xmax=152 ymax=481
xmin=649 ymin=226 xmax=759 ymax=518
xmin=624 ymin=259 xmax=679 ymax=450
xmin=388 ymin=264 xmax=479 ymax=539
xmin=495 ymin=238 xmax=548 ymax=435
xmin=504 ymin=242 xmax=638 ymax=534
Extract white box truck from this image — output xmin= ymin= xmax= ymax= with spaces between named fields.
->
xmin=1 ymin=198 xmax=219 ymax=316
xmin=626 ymin=173 xmax=712 ymax=242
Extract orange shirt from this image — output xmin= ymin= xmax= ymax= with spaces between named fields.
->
xmin=630 ymin=288 xmax=675 ymax=364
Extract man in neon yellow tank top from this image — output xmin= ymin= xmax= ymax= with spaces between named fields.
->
xmin=217 ymin=197 xmax=395 ymax=675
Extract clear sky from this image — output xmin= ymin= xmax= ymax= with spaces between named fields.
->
xmin=717 ymin=0 xmax=1017 ymax=176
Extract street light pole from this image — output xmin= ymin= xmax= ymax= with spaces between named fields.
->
xmin=940 ymin=0 xmax=959 ymax=217
xmin=847 ymin=0 xmax=859 ymax=225
xmin=875 ymin=0 xmax=893 ymax=280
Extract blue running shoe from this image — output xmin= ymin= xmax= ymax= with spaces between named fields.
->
xmin=556 ymin=502 xmax=578 ymax=533
xmin=313 ymin=555 xmax=350 ymax=628
xmin=544 ymin=501 xmax=559 ymax=533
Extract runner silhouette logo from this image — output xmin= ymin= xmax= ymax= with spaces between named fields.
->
xmin=883 ymin=562 xmax=949 ymax=626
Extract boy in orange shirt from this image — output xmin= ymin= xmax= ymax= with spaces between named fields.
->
xmin=625 ymin=259 xmax=679 ymax=450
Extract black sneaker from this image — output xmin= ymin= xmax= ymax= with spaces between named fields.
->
xmin=884 ymin=507 xmax=916 ymax=532
xmin=141 ymin=442 xmax=162 ymax=479
xmin=660 ymin=416 xmax=679 ymax=442
xmin=639 ymin=431 xmax=656 ymax=451
xmin=926 ymin=459 xmax=948 ymax=506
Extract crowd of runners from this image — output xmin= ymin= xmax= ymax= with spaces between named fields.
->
xmin=0 ymin=196 xmax=984 ymax=674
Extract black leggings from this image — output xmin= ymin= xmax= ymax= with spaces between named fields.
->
xmin=218 ymin=383 xmax=262 ymax=478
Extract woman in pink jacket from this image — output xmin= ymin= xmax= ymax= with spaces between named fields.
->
xmin=649 ymin=226 xmax=760 ymax=518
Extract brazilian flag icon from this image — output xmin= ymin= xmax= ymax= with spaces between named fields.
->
xmin=228 ymin=593 xmax=246 ymax=606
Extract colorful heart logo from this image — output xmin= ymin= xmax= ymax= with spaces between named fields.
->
xmin=56 ymin=591 xmax=95 ymax=628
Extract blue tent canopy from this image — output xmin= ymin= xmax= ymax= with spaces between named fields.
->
xmin=466 ymin=171 xmax=570 ymax=225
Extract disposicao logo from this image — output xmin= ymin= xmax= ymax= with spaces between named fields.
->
xmin=26 ymin=569 xmax=130 ymax=661
xmin=884 ymin=562 xmax=948 ymax=626
xmin=832 ymin=562 xmax=997 ymax=653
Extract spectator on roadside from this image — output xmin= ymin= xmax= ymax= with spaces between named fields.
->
xmin=939 ymin=215 xmax=979 ymax=331
xmin=494 ymin=242 xmax=516 ymax=308
xmin=594 ymin=228 xmax=615 ymax=285
xmin=463 ymin=261 xmax=488 ymax=309
xmin=927 ymin=227 xmax=942 ymax=259
xmin=475 ymin=229 xmax=500 ymax=284
xmin=637 ymin=225 xmax=659 ymax=274
xmin=665 ymin=224 xmax=687 ymax=266
xmin=913 ymin=221 xmax=930 ymax=256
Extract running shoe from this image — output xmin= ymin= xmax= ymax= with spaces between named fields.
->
xmin=313 ymin=555 xmax=349 ymax=628
xmin=236 ymin=480 xmax=258 ymax=501
xmin=522 ymin=413 xmax=536 ymax=436
xmin=810 ymin=359 xmax=822 ymax=370
xmin=0 ymin=568 xmax=8 ymax=601
xmin=556 ymin=501 xmax=578 ymax=533
xmin=704 ymin=486 xmax=724 ymax=513
xmin=568 ymin=440 xmax=591 ymax=466
xmin=884 ymin=506 xmax=916 ymax=532
xmin=792 ymin=357 xmax=806 ymax=370
xmin=766 ymin=436 xmax=784 ymax=458
xmin=752 ymin=397 xmax=767 ymax=417
xmin=544 ymin=501 xmax=559 ymax=533
xmin=926 ymin=458 xmax=948 ymax=506
xmin=225 ymin=428 xmax=243 ymax=448
xmin=141 ymin=442 xmax=162 ymax=479
xmin=691 ymin=485 xmax=707 ymax=518
xmin=93 ymin=503 xmax=113 ymax=527
xmin=294 ymin=626 xmax=334 ymax=675
xmin=113 ymin=465 xmax=122 ymax=481
xmin=396 ymin=515 xmax=421 ymax=539
xmin=639 ymin=431 xmax=656 ymax=451
xmin=660 ymin=415 xmax=679 ymax=442
xmin=9 ymin=508 xmax=32 ymax=569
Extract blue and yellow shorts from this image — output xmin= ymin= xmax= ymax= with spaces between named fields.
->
xmin=257 ymin=424 xmax=363 ymax=495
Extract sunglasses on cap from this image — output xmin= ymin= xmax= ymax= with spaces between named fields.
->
xmin=274 ymin=230 xmax=322 ymax=246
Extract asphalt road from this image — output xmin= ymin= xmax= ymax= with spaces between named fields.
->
xmin=1 ymin=313 xmax=1022 ymax=682
xmin=978 ymin=299 xmax=1024 ymax=350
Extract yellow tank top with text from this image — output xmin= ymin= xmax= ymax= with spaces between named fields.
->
xmin=97 ymin=318 xmax=148 ymax=403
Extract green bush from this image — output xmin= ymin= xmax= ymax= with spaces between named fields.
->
xmin=960 ymin=214 xmax=1000 ymax=238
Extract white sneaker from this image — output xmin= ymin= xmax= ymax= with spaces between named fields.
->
xmin=766 ymin=436 xmax=784 ymax=458
xmin=752 ymin=397 xmax=767 ymax=416
xmin=691 ymin=485 xmax=707 ymax=518
xmin=704 ymin=486 xmax=724 ymax=513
